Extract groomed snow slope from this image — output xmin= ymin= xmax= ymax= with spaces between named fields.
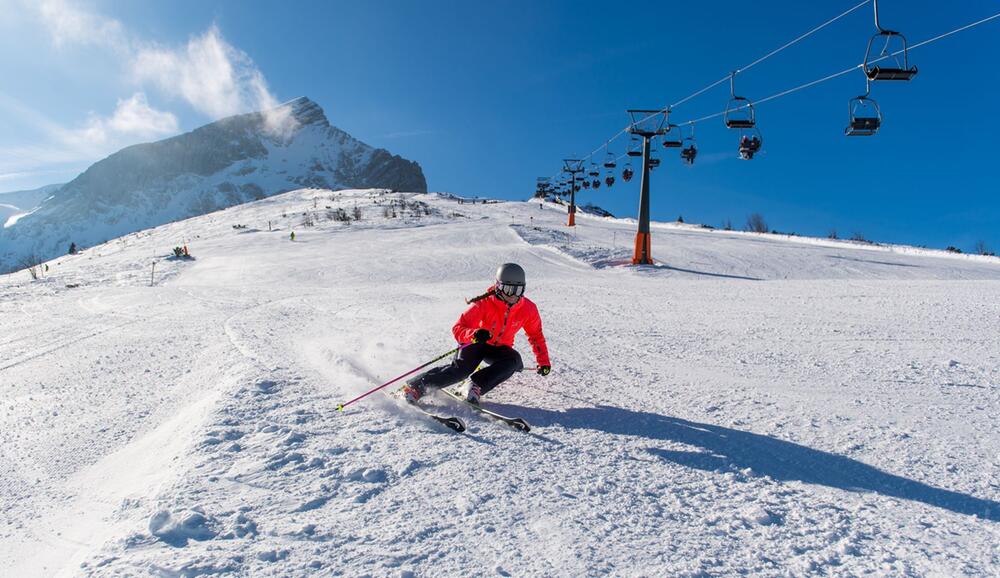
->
xmin=1 ymin=189 xmax=999 ymax=577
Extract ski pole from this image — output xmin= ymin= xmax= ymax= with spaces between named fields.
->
xmin=336 ymin=343 xmax=469 ymax=411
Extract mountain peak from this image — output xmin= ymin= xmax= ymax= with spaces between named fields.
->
xmin=279 ymin=96 xmax=328 ymax=128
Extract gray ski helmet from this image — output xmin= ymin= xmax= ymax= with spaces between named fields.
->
xmin=495 ymin=263 xmax=526 ymax=298
xmin=495 ymin=263 xmax=526 ymax=286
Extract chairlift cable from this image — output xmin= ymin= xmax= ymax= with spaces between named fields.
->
xmin=737 ymin=0 xmax=872 ymax=76
xmin=543 ymin=8 xmax=1000 ymax=187
xmin=906 ymin=11 xmax=1000 ymax=52
xmin=549 ymin=1 xmax=874 ymax=179
xmin=682 ymin=10 xmax=1000 ymax=127
xmin=642 ymin=1 xmax=873 ymax=131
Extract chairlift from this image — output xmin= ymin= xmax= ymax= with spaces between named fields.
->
xmin=603 ymin=151 xmax=617 ymax=169
xmin=661 ymin=125 xmax=683 ymax=148
xmin=662 ymin=110 xmax=683 ymax=148
xmin=845 ymin=79 xmax=882 ymax=136
xmin=626 ymin=138 xmax=643 ymax=157
xmin=863 ymin=0 xmax=917 ymax=81
xmin=724 ymin=72 xmax=756 ymax=129
xmin=605 ymin=173 xmax=615 ymax=188
xmin=622 ymin=163 xmax=635 ymax=182
xmin=737 ymin=128 xmax=763 ymax=160
xmin=582 ymin=179 xmax=590 ymax=189
xmin=680 ymin=124 xmax=697 ymax=165
xmin=588 ymin=162 xmax=600 ymax=177
xmin=592 ymin=178 xmax=601 ymax=190
xmin=648 ymin=156 xmax=661 ymax=170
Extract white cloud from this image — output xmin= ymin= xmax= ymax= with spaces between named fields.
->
xmin=34 ymin=0 xmax=129 ymax=53
xmin=29 ymin=2 xmax=285 ymax=126
xmin=0 ymin=93 xmax=176 ymax=183
xmin=7 ymin=1 xmax=292 ymax=189
xmin=132 ymin=26 xmax=295 ymax=135
xmin=70 ymin=93 xmax=179 ymax=146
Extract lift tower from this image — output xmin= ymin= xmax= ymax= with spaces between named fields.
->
xmin=626 ymin=110 xmax=667 ymax=265
xmin=562 ymin=158 xmax=584 ymax=227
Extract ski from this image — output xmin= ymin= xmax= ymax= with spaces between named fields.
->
xmin=413 ymin=405 xmax=467 ymax=433
xmin=440 ymin=388 xmax=531 ymax=433
xmin=387 ymin=389 xmax=466 ymax=433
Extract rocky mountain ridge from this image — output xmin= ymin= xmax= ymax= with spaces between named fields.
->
xmin=0 ymin=97 xmax=426 ymax=272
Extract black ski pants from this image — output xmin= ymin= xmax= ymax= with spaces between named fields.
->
xmin=409 ymin=342 xmax=523 ymax=395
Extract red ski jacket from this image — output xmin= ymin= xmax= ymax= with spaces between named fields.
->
xmin=452 ymin=289 xmax=551 ymax=367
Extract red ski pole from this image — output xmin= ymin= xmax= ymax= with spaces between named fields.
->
xmin=336 ymin=343 xmax=469 ymax=411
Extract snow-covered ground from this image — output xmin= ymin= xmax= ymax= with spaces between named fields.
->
xmin=2 ymin=189 xmax=999 ymax=577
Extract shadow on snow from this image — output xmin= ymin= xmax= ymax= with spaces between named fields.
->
xmin=491 ymin=402 xmax=999 ymax=522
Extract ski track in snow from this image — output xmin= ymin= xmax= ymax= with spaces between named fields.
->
xmin=2 ymin=189 xmax=1000 ymax=576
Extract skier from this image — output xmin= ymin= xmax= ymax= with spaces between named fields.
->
xmin=402 ymin=263 xmax=551 ymax=405
xmin=739 ymin=135 xmax=761 ymax=160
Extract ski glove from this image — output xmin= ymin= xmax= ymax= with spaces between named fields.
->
xmin=537 ymin=365 xmax=551 ymax=376
xmin=472 ymin=329 xmax=492 ymax=343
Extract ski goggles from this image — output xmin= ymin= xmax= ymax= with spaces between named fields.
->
xmin=497 ymin=282 xmax=525 ymax=297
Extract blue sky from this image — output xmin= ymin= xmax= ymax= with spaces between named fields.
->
xmin=2 ymin=0 xmax=998 ymax=251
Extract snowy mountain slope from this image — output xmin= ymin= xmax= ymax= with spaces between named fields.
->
xmin=0 ymin=98 xmax=425 ymax=274
xmin=0 ymin=183 xmax=62 ymax=227
xmin=1 ymin=190 xmax=999 ymax=577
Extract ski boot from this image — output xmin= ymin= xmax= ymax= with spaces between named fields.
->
xmin=401 ymin=382 xmax=425 ymax=404
xmin=463 ymin=382 xmax=482 ymax=405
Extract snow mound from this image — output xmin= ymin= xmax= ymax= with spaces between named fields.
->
xmin=149 ymin=509 xmax=218 ymax=547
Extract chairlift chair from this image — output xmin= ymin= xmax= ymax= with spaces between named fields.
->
xmin=724 ymin=72 xmax=756 ymax=129
xmin=845 ymin=79 xmax=882 ymax=136
xmin=662 ymin=124 xmax=683 ymax=148
xmin=603 ymin=151 xmax=617 ymax=169
xmin=622 ymin=163 xmax=635 ymax=182
xmin=648 ymin=156 xmax=661 ymax=170
xmin=605 ymin=173 xmax=615 ymax=187
xmin=679 ymin=124 xmax=697 ymax=165
xmin=626 ymin=138 xmax=643 ymax=157
xmin=592 ymin=178 xmax=601 ymax=189
xmin=588 ymin=163 xmax=600 ymax=177
xmin=863 ymin=0 xmax=917 ymax=81
xmin=582 ymin=180 xmax=591 ymax=189
xmin=864 ymin=32 xmax=917 ymax=81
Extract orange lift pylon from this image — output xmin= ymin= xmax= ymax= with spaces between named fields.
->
xmin=626 ymin=109 xmax=667 ymax=265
